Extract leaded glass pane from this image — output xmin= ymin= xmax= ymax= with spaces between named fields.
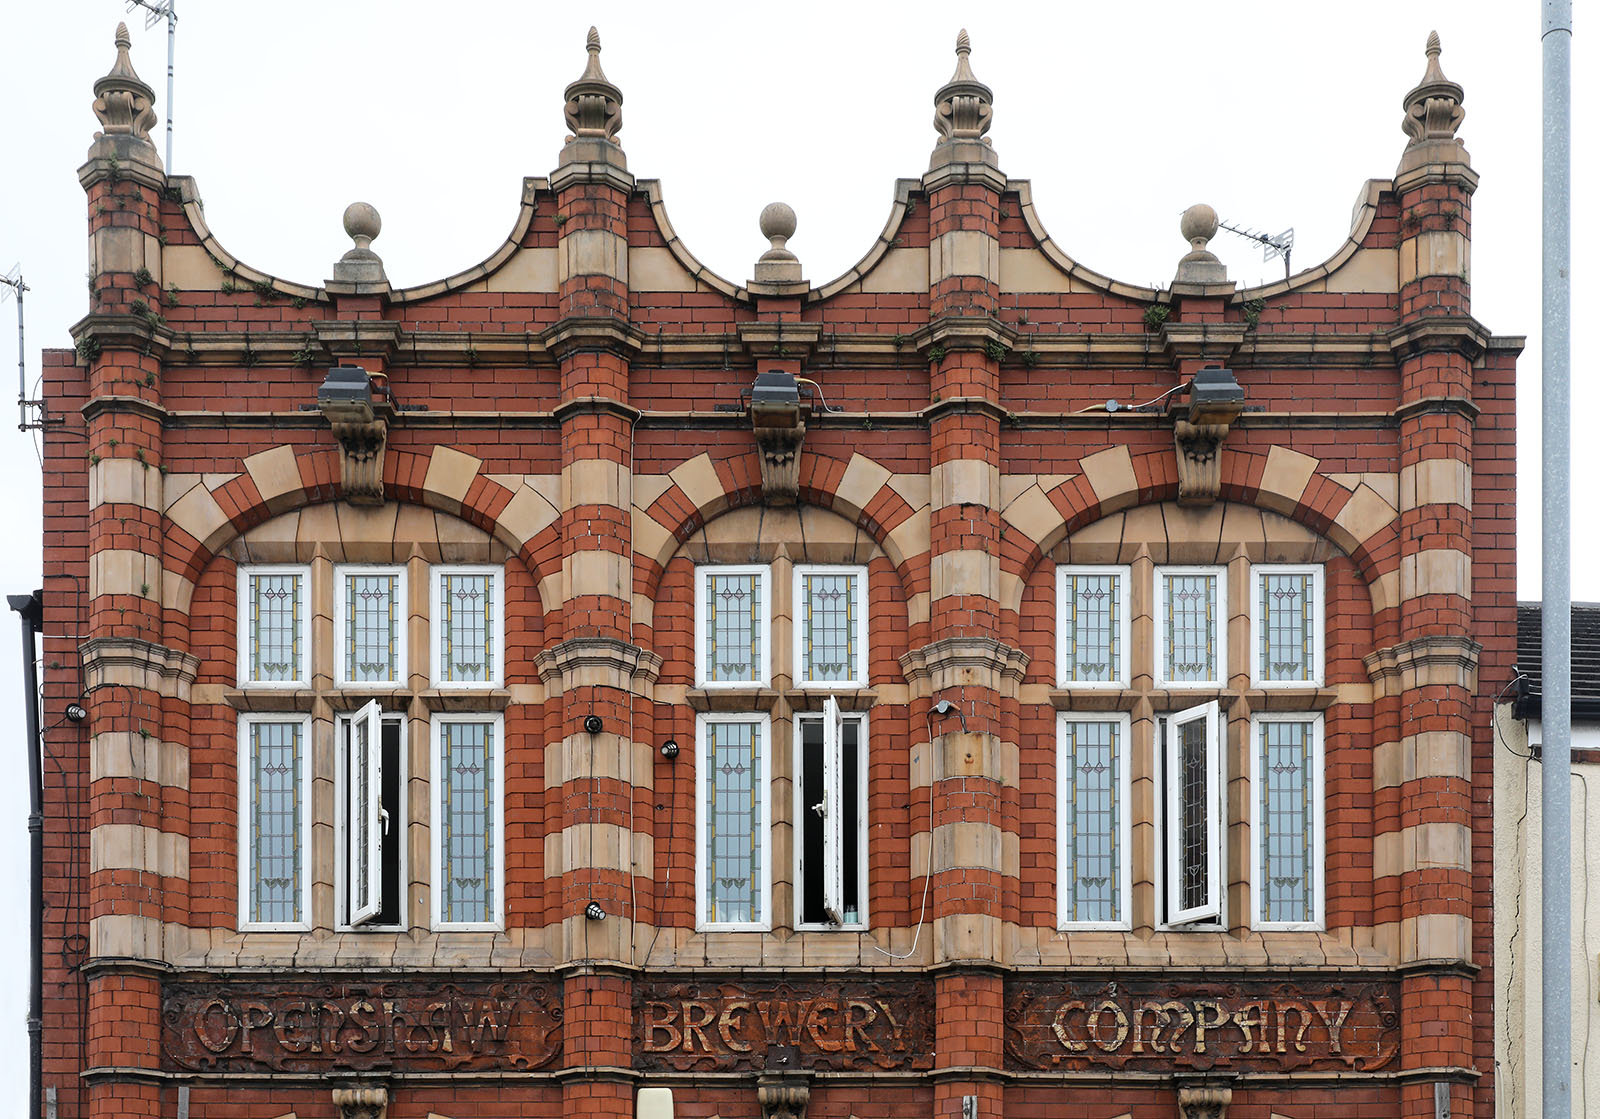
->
xmin=801 ymin=572 xmax=859 ymax=683
xmin=440 ymin=572 xmax=493 ymax=683
xmin=353 ymin=718 xmax=370 ymax=906
xmin=1061 ymin=720 xmax=1120 ymax=923
xmin=248 ymin=572 xmax=302 ymax=682
xmin=249 ymin=720 xmax=301 ymax=923
xmin=705 ymin=572 xmax=762 ymax=684
xmin=1259 ymin=572 xmax=1315 ymax=682
xmin=1062 ymin=572 xmax=1119 ymax=682
xmin=345 ymin=572 xmax=400 ymax=683
xmin=1259 ymin=720 xmax=1315 ymax=923
xmin=704 ymin=720 xmax=762 ymax=924
xmin=1164 ymin=572 xmax=1219 ymax=682
xmin=1179 ymin=717 xmax=1210 ymax=913
xmin=439 ymin=721 xmax=495 ymax=923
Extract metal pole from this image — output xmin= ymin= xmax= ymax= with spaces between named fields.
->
xmin=15 ymin=278 xmax=25 ymax=429
xmin=8 ymin=592 xmax=43 ymax=1119
xmin=1542 ymin=3 xmax=1573 ymax=1119
xmin=164 ymin=4 xmax=175 ymax=170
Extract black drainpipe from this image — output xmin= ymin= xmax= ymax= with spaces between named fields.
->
xmin=9 ymin=591 xmax=43 ymax=1119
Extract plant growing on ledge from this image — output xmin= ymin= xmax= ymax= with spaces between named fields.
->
xmin=1242 ymin=298 xmax=1267 ymax=329
xmin=984 ymin=339 xmax=1009 ymax=362
xmin=927 ymin=344 xmax=947 ymax=362
xmin=1143 ymin=304 xmax=1170 ymax=331
xmin=134 ymin=267 xmax=154 ymax=288
xmin=75 ymin=336 xmax=100 ymax=363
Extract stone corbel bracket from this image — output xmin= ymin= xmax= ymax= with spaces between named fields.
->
xmin=1173 ymin=418 xmax=1230 ymax=507
xmin=900 ymin=635 xmax=1030 ymax=700
xmin=757 ymin=1073 xmax=810 ymax=1119
xmin=332 ymin=1086 xmax=388 ymax=1119
xmin=750 ymin=396 xmax=810 ymax=505
xmin=736 ymin=321 xmax=825 ymax=363
xmin=330 ymin=395 xmax=395 ymax=507
xmin=1176 ymin=1082 xmax=1233 ymax=1119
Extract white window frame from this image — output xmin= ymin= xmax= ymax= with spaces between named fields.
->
xmin=1154 ymin=565 xmax=1228 ymax=689
xmin=1055 ymin=565 xmax=1131 ymax=688
xmin=792 ymin=700 xmax=870 ymax=931
xmin=334 ymin=564 xmax=409 ymax=688
xmin=694 ymin=565 xmax=772 ymax=690
xmin=237 ymin=564 xmax=311 ymax=688
xmin=430 ymin=712 xmax=505 ymax=931
xmin=1249 ymin=713 xmax=1326 ymax=931
xmin=335 ymin=703 xmax=408 ymax=931
xmin=792 ymin=564 xmax=870 ymax=689
xmin=695 ymin=712 xmax=772 ymax=931
xmin=1056 ymin=711 xmax=1132 ymax=930
xmin=1160 ymin=700 xmax=1223 ymax=927
xmin=430 ymin=564 xmax=506 ymax=689
xmin=1249 ymin=564 xmax=1325 ymax=688
xmin=237 ymin=712 xmax=313 ymax=932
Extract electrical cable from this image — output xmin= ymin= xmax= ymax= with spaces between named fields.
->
xmin=1073 ymin=380 xmax=1190 ymax=415
xmin=871 ymin=707 xmax=940 ymax=961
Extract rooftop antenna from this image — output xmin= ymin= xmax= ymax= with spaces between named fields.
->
xmin=126 ymin=0 xmax=177 ymax=169
xmin=0 ymin=264 xmax=33 ymax=431
xmin=1215 ymin=218 xmax=1294 ymax=280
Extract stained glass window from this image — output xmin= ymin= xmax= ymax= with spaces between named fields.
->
xmin=1059 ymin=718 xmax=1123 ymax=924
xmin=438 ymin=720 xmax=496 ymax=925
xmin=245 ymin=570 xmax=303 ymax=683
xmin=1059 ymin=569 xmax=1122 ymax=684
xmin=1258 ymin=719 xmax=1317 ymax=924
xmin=1258 ymin=569 xmax=1318 ymax=683
xmin=702 ymin=569 xmax=763 ymax=685
xmin=1162 ymin=569 xmax=1221 ymax=684
xmin=703 ymin=719 xmax=763 ymax=925
xmin=344 ymin=570 xmax=401 ymax=683
xmin=799 ymin=569 xmax=862 ymax=684
xmin=247 ymin=719 xmax=302 ymax=924
xmin=1165 ymin=701 xmax=1220 ymax=925
xmin=439 ymin=570 xmax=495 ymax=683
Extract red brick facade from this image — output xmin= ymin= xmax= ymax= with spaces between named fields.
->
xmin=36 ymin=26 xmax=1517 ymax=1119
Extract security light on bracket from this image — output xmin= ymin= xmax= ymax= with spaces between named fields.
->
xmin=1181 ymin=365 xmax=1245 ymax=427
xmin=317 ymin=365 xmax=377 ymax=425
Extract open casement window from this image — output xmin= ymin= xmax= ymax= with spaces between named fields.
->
xmin=238 ymin=566 xmax=310 ymax=687
xmin=1056 ymin=714 xmax=1130 ymax=928
xmin=1251 ymin=714 xmax=1325 ymax=929
xmin=1165 ymin=700 xmax=1222 ymax=925
xmin=336 ymin=565 xmax=407 ymax=686
xmin=696 ymin=714 xmax=770 ymax=929
xmin=1155 ymin=566 xmax=1226 ymax=687
xmin=696 ymin=566 xmax=770 ymax=688
xmin=1251 ymin=565 xmax=1324 ymax=687
xmin=794 ymin=566 xmax=868 ymax=688
xmin=344 ymin=700 xmax=392 ymax=928
xmin=1055 ymin=566 xmax=1129 ymax=687
xmin=796 ymin=697 xmax=865 ymax=928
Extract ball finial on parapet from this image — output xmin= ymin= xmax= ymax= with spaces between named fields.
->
xmin=753 ymin=202 xmax=802 ymax=285
xmin=1174 ymin=203 xmax=1227 ymax=285
xmin=332 ymin=202 xmax=387 ymax=285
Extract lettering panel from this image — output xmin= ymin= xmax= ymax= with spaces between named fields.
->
xmin=1004 ymin=976 xmax=1400 ymax=1073
xmin=635 ymin=977 xmax=935 ymax=1072
xmin=161 ymin=979 xmax=562 ymax=1074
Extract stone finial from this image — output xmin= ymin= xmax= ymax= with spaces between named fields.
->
xmin=1401 ymin=30 xmax=1465 ymax=147
xmin=564 ymin=26 xmax=624 ymax=145
xmin=92 ymin=22 xmax=158 ymax=144
xmin=932 ymin=29 xmax=994 ymax=150
xmin=331 ymin=202 xmax=388 ymax=286
xmin=1174 ymin=203 xmax=1227 ymax=285
xmin=754 ymin=202 xmax=802 ymax=284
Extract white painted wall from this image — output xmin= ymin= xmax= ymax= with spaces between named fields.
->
xmin=1493 ymin=709 xmax=1600 ymax=1117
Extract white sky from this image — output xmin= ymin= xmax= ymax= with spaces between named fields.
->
xmin=0 ymin=1 xmax=1592 ymax=1111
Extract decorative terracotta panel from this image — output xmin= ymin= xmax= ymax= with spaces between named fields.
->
xmin=161 ymin=977 xmax=561 ymax=1074
xmin=1003 ymin=974 xmax=1400 ymax=1073
xmin=635 ymin=975 xmax=935 ymax=1072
